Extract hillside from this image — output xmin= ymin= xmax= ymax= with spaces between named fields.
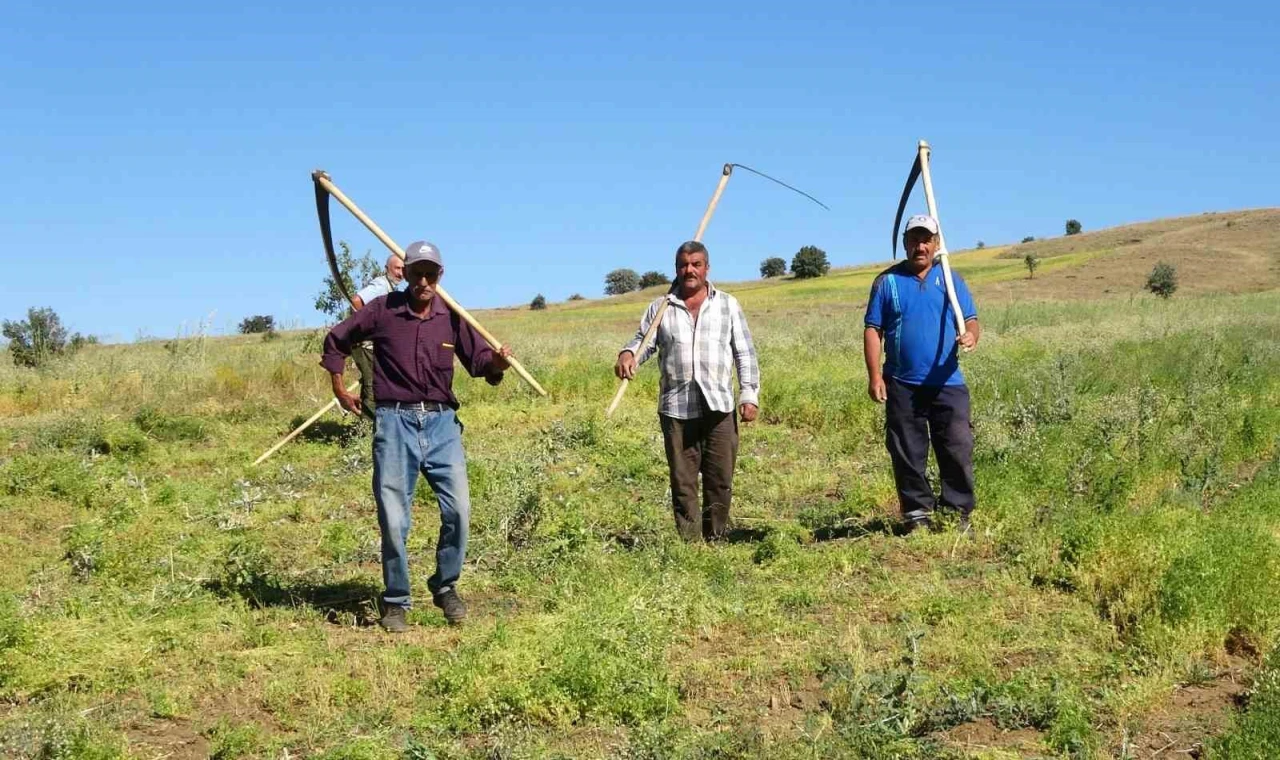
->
xmin=1 ymin=210 xmax=1279 ymax=759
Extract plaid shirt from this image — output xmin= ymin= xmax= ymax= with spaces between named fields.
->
xmin=622 ymin=283 xmax=760 ymax=419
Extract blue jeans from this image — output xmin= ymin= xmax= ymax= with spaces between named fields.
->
xmin=373 ymin=406 xmax=471 ymax=607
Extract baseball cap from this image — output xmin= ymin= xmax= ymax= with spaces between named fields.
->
xmin=904 ymin=215 xmax=939 ymax=235
xmin=404 ymin=241 xmax=443 ymax=267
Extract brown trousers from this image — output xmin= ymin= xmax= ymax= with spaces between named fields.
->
xmin=351 ymin=343 xmax=377 ymax=420
xmin=660 ymin=411 xmax=739 ymax=541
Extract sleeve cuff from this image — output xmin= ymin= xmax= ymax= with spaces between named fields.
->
xmin=320 ymin=354 xmax=347 ymax=374
xmin=739 ymin=388 xmax=760 ymax=407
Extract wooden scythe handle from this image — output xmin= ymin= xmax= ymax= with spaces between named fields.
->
xmin=605 ymin=164 xmax=734 ymax=418
xmin=916 ymin=141 xmax=967 ymax=338
xmin=314 ymin=172 xmax=548 ymax=397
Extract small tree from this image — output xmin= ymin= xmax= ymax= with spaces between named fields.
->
xmin=759 ymin=257 xmax=787 ymax=278
xmin=1146 ymin=262 xmax=1178 ymax=299
xmin=1065 ymin=219 xmax=1083 ymax=236
xmin=3 ymin=307 xmax=71 ymax=368
xmin=1024 ymin=253 xmax=1040 ymax=279
xmin=238 ymin=315 xmax=276 ymax=334
xmin=530 ymin=294 xmax=547 ymax=310
xmin=976 ymin=240 xmax=986 ymax=249
xmin=638 ymin=271 xmax=669 ymax=289
xmin=315 ymin=241 xmax=382 ymax=318
xmin=1021 ymin=236 xmax=1036 ymax=243
xmin=567 ymin=293 xmax=585 ymax=301
xmin=604 ymin=268 xmax=641 ymax=295
xmin=790 ymin=246 xmax=830 ymax=280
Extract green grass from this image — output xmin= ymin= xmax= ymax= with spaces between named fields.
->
xmin=1 ymin=252 xmax=1279 ymax=758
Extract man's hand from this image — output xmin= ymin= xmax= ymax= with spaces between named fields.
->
xmin=615 ymin=350 xmax=637 ymax=380
xmin=868 ymin=377 xmax=887 ymax=404
xmin=739 ymin=403 xmax=759 ymax=423
xmin=957 ymin=331 xmax=977 ymax=352
xmin=492 ymin=344 xmax=513 ymax=372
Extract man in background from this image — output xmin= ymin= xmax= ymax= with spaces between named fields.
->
xmin=351 ymin=254 xmax=405 ymax=420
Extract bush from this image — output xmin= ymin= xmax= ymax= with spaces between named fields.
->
xmin=530 ymin=294 xmax=547 ymax=310
xmin=1065 ymin=219 xmax=1083 ymax=236
xmin=604 ymin=268 xmax=641 ymax=296
xmin=238 ymin=315 xmax=275 ymax=334
xmin=759 ymin=257 xmax=787 ymax=278
xmin=1021 ymin=236 xmax=1036 ymax=243
xmin=638 ymin=271 xmax=669 ymax=289
xmin=790 ymin=246 xmax=830 ymax=280
xmin=567 ymin=293 xmax=585 ymax=301
xmin=2 ymin=307 xmax=83 ymax=369
xmin=1146 ymin=262 xmax=1178 ymax=299
xmin=1024 ymin=254 xmax=1040 ymax=279
xmin=976 ymin=240 xmax=986 ymax=249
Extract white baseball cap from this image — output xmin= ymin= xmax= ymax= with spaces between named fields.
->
xmin=904 ymin=215 xmax=939 ymax=234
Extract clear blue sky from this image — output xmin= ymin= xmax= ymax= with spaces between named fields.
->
xmin=3 ymin=0 xmax=1276 ymax=342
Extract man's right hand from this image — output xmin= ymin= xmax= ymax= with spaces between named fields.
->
xmin=615 ymin=351 xmax=637 ymax=380
xmin=868 ymin=377 xmax=887 ymax=404
xmin=335 ymin=388 xmax=361 ymax=415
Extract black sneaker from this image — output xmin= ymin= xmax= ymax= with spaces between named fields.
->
xmin=433 ymin=589 xmax=467 ymax=625
xmin=900 ymin=516 xmax=933 ymax=535
xmin=378 ymin=604 xmax=410 ymax=633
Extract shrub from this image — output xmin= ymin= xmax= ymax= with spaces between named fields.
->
xmin=759 ymin=257 xmax=787 ymax=278
xmin=1065 ymin=219 xmax=1083 ymax=236
xmin=976 ymin=240 xmax=986 ymax=249
xmin=238 ymin=315 xmax=275 ymax=334
xmin=2 ymin=307 xmax=81 ymax=368
xmin=604 ymin=268 xmax=640 ymax=296
xmin=1024 ymin=254 xmax=1040 ymax=279
xmin=1146 ymin=262 xmax=1178 ymax=299
xmin=567 ymin=293 xmax=585 ymax=301
xmin=790 ymin=246 xmax=830 ymax=280
xmin=530 ymin=294 xmax=547 ymax=310
xmin=1022 ymin=236 xmax=1036 ymax=243
xmin=638 ymin=271 xmax=669 ymax=289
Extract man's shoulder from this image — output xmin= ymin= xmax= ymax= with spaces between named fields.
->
xmin=381 ymin=290 xmax=409 ymax=309
xmin=871 ymin=262 xmax=906 ymax=292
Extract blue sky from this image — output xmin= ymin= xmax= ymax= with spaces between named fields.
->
xmin=2 ymin=0 xmax=1276 ymax=341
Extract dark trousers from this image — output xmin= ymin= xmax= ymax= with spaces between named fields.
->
xmin=660 ymin=411 xmax=739 ymax=541
xmin=885 ymin=378 xmax=975 ymax=523
xmin=351 ymin=343 xmax=377 ymax=420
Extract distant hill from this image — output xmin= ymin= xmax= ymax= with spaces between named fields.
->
xmin=977 ymin=208 xmax=1280 ymax=300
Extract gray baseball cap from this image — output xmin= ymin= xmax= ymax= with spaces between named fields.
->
xmin=904 ymin=215 xmax=939 ymax=234
xmin=404 ymin=240 xmax=443 ymax=267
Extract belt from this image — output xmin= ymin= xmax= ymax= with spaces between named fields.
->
xmin=377 ymin=401 xmax=449 ymax=412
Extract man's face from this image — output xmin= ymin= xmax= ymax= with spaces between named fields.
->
xmin=405 ymin=261 xmax=442 ymax=304
xmin=675 ymin=251 xmax=709 ymax=295
xmin=904 ymin=228 xmax=939 ymax=270
xmin=387 ymin=257 xmax=404 ymax=286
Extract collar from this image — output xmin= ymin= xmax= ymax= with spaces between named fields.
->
xmin=667 ymin=281 xmax=718 ymax=307
xmin=389 ymin=290 xmax=449 ymax=320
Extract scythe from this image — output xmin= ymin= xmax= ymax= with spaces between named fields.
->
xmin=892 ymin=140 xmax=967 ymax=339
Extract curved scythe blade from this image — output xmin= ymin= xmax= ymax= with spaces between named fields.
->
xmin=313 ymin=170 xmax=358 ymax=310
xmin=892 ymin=155 xmax=922 ymax=260
xmin=729 ymin=163 xmax=830 ymax=211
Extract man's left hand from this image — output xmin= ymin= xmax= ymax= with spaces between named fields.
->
xmin=740 ymin=403 xmax=759 ymax=423
xmin=957 ymin=332 xmax=977 ymax=352
xmin=492 ymin=344 xmax=513 ymax=372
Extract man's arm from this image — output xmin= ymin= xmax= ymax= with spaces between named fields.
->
xmin=320 ymin=303 xmax=378 ymax=410
xmin=729 ymin=299 xmax=760 ymax=421
xmin=864 ymin=327 xmax=886 ymax=403
xmin=959 ymin=318 xmax=981 ymax=351
xmin=350 ymin=295 xmax=365 ymax=311
xmin=615 ymin=298 xmax=664 ymax=380
xmin=454 ymin=316 xmax=509 ymax=385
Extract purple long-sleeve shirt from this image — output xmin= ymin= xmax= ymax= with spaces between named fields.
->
xmin=321 ymin=291 xmax=503 ymax=408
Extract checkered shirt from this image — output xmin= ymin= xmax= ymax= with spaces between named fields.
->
xmin=622 ymin=284 xmax=760 ymax=420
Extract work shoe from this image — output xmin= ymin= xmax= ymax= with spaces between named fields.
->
xmin=433 ymin=589 xmax=467 ymax=625
xmin=958 ymin=515 xmax=973 ymax=536
xmin=378 ymin=604 xmax=410 ymax=633
xmin=900 ymin=516 xmax=933 ymax=535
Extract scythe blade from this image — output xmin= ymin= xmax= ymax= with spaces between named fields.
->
xmin=892 ymin=155 xmax=921 ymax=260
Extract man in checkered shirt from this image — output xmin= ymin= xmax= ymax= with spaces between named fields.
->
xmin=615 ymin=241 xmax=760 ymax=541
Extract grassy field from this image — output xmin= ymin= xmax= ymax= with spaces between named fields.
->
xmin=2 ymin=211 xmax=1279 ymax=759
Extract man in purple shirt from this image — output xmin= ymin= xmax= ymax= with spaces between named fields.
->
xmin=321 ymin=241 xmax=511 ymax=631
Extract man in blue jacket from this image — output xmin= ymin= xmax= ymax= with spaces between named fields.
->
xmin=864 ymin=215 xmax=981 ymax=532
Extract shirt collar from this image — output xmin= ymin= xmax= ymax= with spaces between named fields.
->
xmin=389 ymin=291 xmax=449 ymax=319
xmin=667 ymin=281 xmax=718 ymax=306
